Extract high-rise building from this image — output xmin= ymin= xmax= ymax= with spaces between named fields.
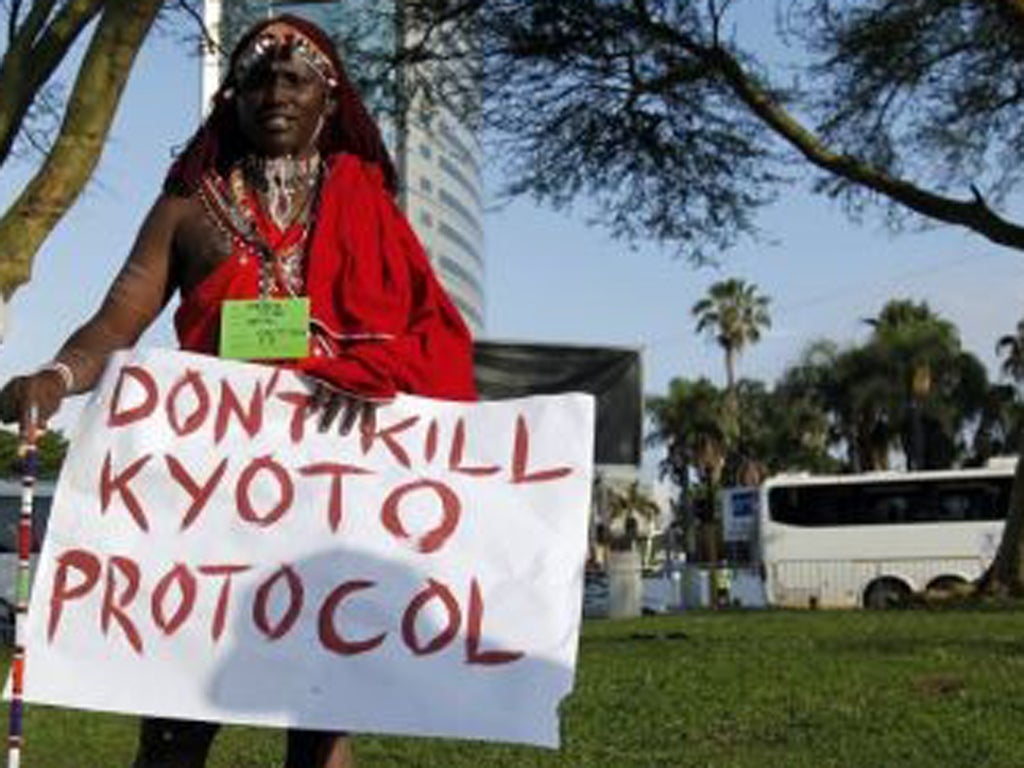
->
xmin=201 ymin=0 xmax=486 ymax=333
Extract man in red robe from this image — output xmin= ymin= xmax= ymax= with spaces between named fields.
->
xmin=0 ymin=14 xmax=476 ymax=768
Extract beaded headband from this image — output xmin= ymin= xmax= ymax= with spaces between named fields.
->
xmin=232 ymin=21 xmax=339 ymax=87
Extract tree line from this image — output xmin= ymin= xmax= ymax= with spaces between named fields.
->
xmin=648 ymin=279 xmax=1024 ymax=562
xmin=0 ymin=428 xmax=67 ymax=479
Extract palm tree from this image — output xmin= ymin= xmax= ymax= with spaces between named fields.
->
xmin=647 ymin=378 xmax=730 ymax=488
xmin=997 ymin=319 xmax=1024 ymax=384
xmin=867 ymin=301 xmax=959 ymax=391
xmin=773 ymin=341 xmax=844 ymax=473
xmin=832 ymin=343 xmax=899 ymax=471
xmin=777 ymin=339 xmax=896 ymax=472
xmin=606 ymin=481 xmax=662 ymax=557
xmin=866 ymin=300 xmax=961 ymax=469
xmin=735 ymin=377 xmax=837 ymax=478
xmin=691 ymin=278 xmax=772 ymax=395
xmin=969 ymin=384 xmax=1022 ymax=465
xmin=647 ymin=377 xmax=730 ymax=561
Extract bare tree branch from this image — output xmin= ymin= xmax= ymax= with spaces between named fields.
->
xmin=7 ymin=0 xmax=24 ymax=47
xmin=7 ymin=0 xmax=55 ymax=50
xmin=398 ymin=0 xmax=485 ymax=64
xmin=0 ymin=0 xmax=105 ymax=164
xmin=0 ymin=0 xmax=164 ymax=297
xmin=705 ymin=43 xmax=1024 ymax=249
xmin=168 ymin=0 xmax=222 ymax=56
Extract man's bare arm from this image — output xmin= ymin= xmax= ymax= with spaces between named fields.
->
xmin=55 ymin=195 xmax=184 ymax=391
xmin=0 ymin=194 xmax=186 ymax=433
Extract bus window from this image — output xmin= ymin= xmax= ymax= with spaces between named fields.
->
xmin=768 ymin=476 xmax=1012 ymax=528
xmin=937 ymin=492 xmax=970 ymax=521
xmin=935 ymin=482 xmax=1008 ymax=522
xmin=871 ymin=494 xmax=908 ymax=524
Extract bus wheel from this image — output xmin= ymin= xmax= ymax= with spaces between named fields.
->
xmin=926 ymin=576 xmax=968 ymax=598
xmin=863 ymin=579 xmax=910 ymax=610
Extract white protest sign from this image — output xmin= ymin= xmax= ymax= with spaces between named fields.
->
xmin=22 ymin=349 xmax=594 ymax=748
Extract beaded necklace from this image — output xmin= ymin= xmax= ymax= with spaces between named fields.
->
xmin=198 ymin=155 xmax=323 ymax=298
xmin=242 ymin=154 xmax=322 ymax=231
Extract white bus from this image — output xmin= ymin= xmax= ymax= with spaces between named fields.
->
xmin=759 ymin=459 xmax=1015 ymax=608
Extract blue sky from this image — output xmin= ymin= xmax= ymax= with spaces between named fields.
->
xmin=2 ymin=10 xmax=1023 ymax=447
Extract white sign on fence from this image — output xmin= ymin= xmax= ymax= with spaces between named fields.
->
xmin=22 ymin=349 xmax=595 ymax=748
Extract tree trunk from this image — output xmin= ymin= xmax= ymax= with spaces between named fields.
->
xmin=978 ymin=444 xmax=1024 ymax=595
xmin=909 ymin=399 xmax=925 ymax=471
xmin=723 ymin=346 xmax=740 ymax=456
xmin=724 ymin=346 xmax=736 ymax=393
xmin=0 ymin=0 xmax=106 ymax=164
xmin=0 ymin=0 xmax=164 ymax=298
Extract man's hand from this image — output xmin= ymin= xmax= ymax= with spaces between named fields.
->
xmin=0 ymin=369 xmax=67 ymax=437
xmin=307 ymin=382 xmax=377 ymax=437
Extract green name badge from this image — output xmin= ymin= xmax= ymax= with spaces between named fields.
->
xmin=219 ymin=298 xmax=310 ymax=360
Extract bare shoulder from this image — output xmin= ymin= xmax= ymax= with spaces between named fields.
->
xmin=119 ymin=194 xmax=194 ymax=259
xmin=145 ymin=192 xmax=202 ymax=233
xmin=160 ymin=191 xmax=233 ymax=294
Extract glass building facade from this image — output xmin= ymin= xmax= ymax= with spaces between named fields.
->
xmin=201 ymin=0 xmax=486 ymax=333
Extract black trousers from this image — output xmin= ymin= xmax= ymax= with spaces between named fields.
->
xmin=132 ymin=717 xmax=345 ymax=768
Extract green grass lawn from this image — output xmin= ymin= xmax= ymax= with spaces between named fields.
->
xmin=11 ymin=608 xmax=1024 ymax=767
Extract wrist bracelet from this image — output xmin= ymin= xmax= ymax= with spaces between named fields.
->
xmin=40 ymin=361 xmax=74 ymax=393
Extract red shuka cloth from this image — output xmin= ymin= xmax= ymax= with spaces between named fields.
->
xmin=174 ymin=154 xmax=477 ymax=401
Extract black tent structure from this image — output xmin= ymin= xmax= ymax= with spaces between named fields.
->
xmin=473 ymin=340 xmax=642 ymax=468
